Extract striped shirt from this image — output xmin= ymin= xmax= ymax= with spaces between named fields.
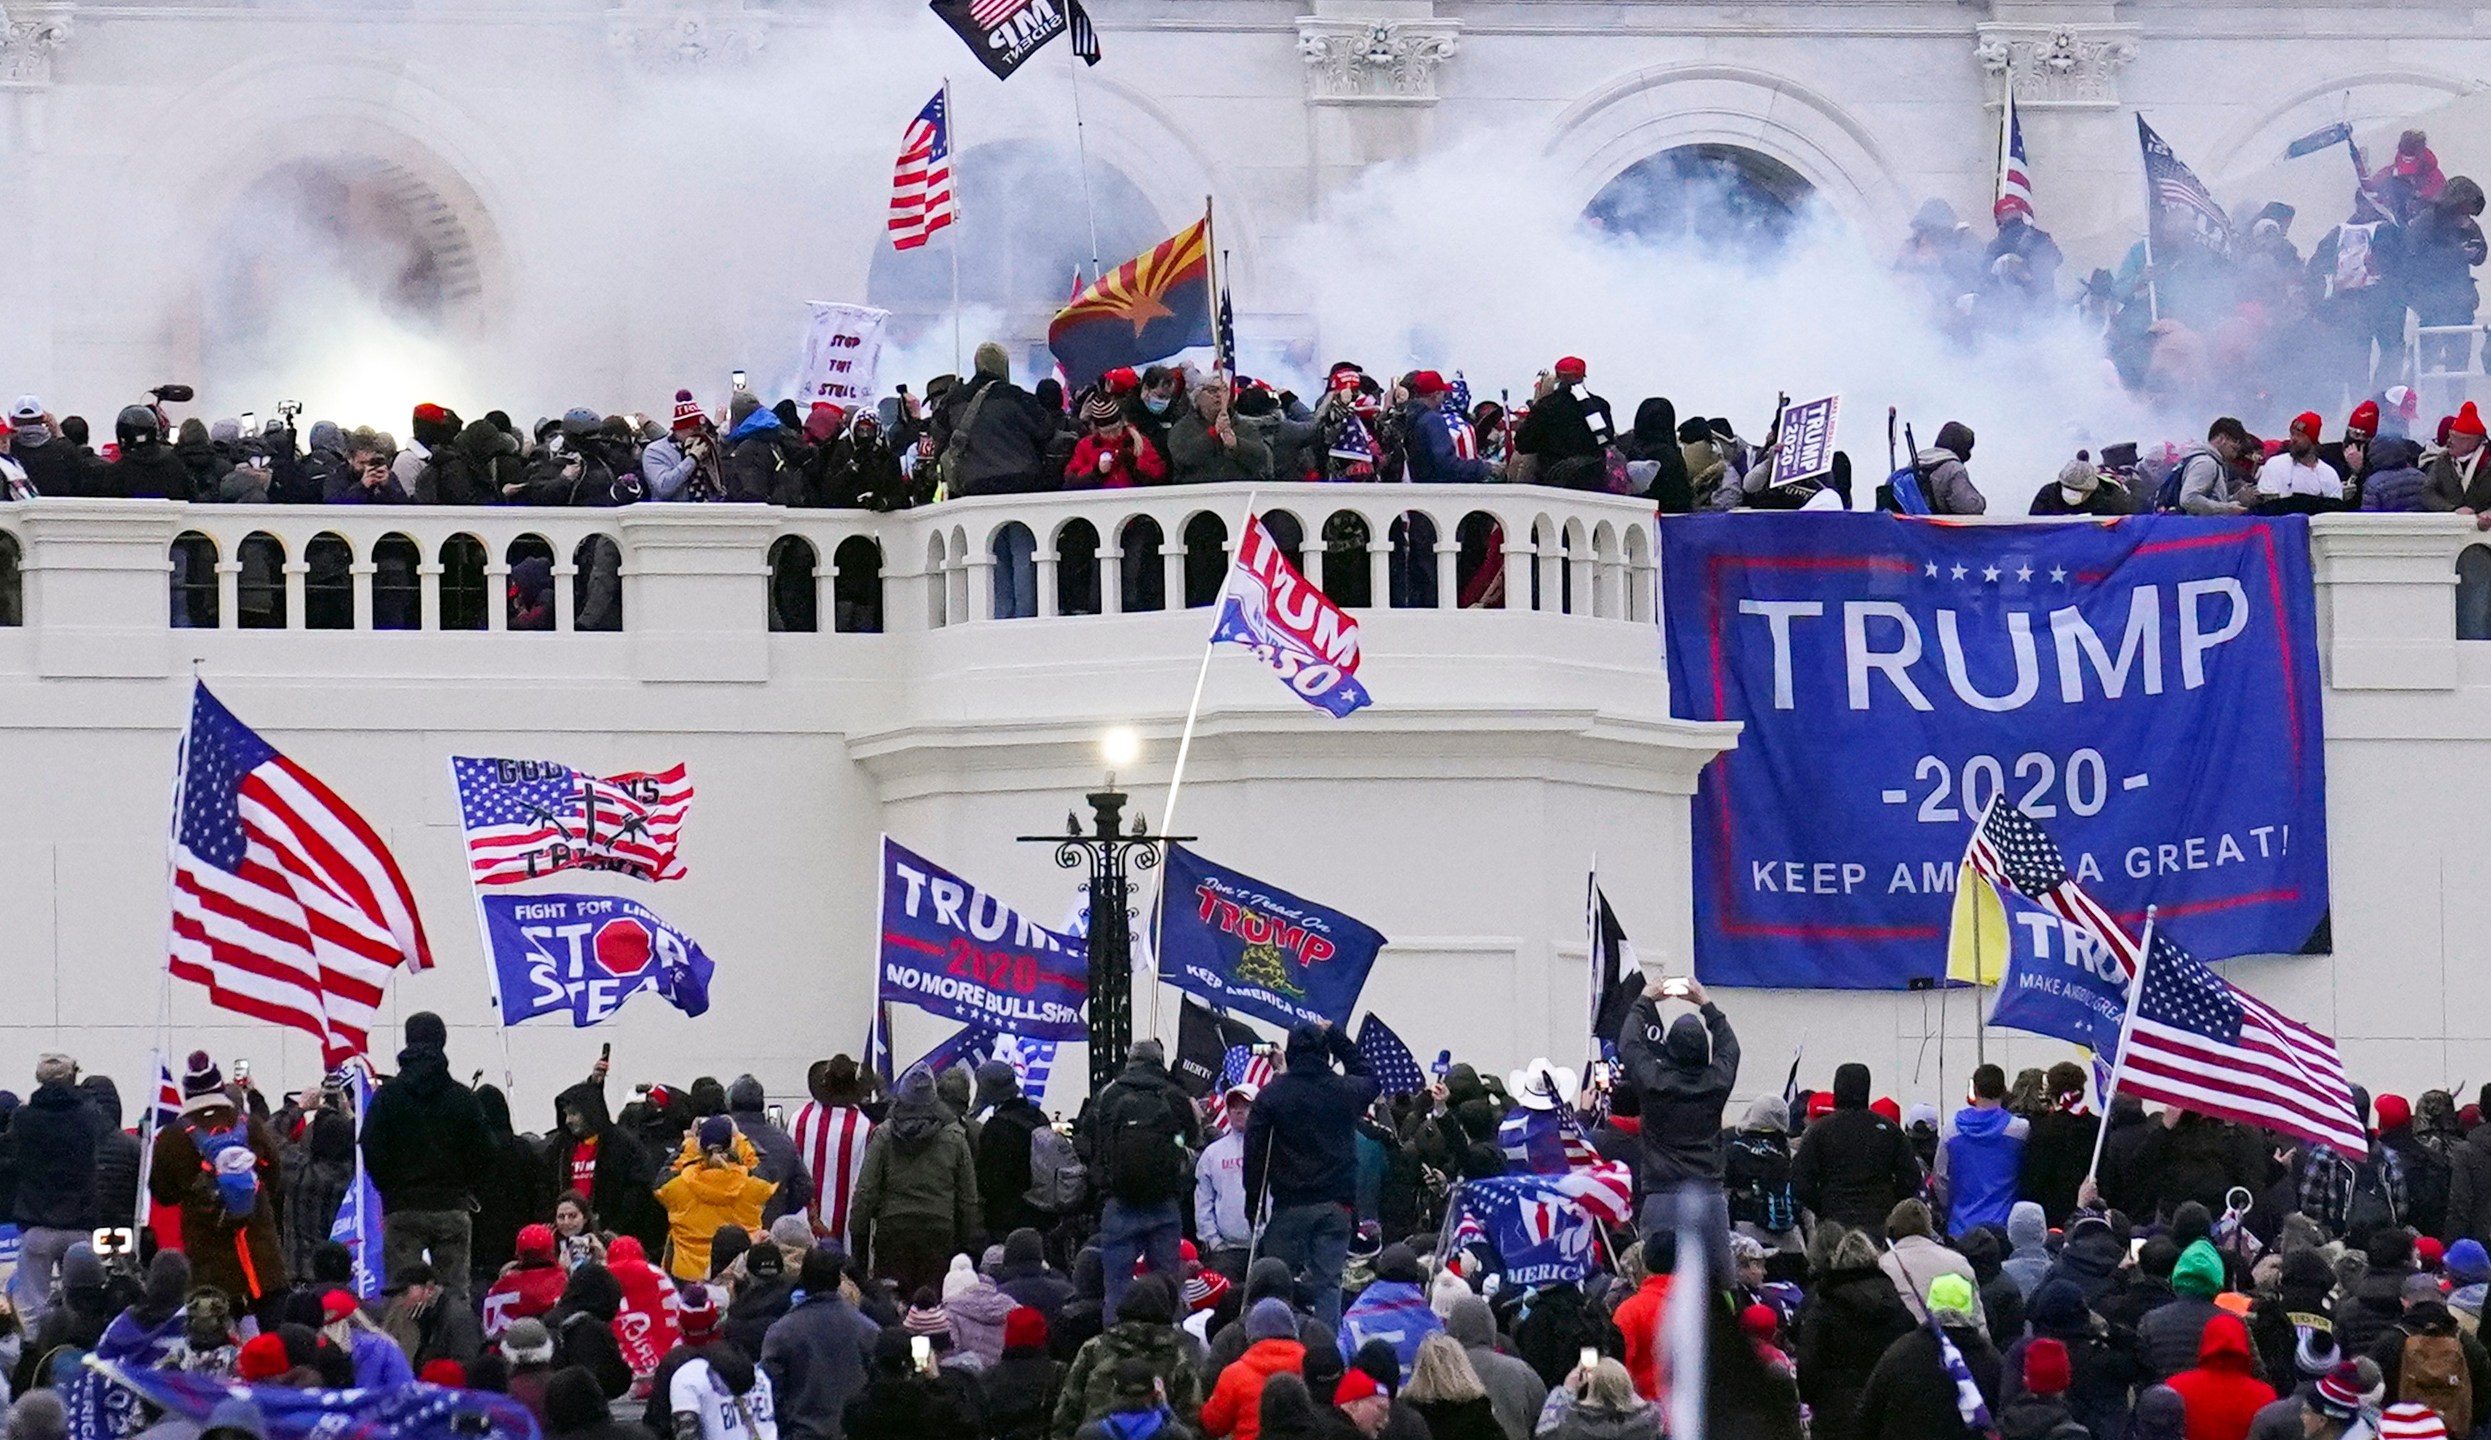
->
xmin=791 ymin=1102 xmax=873 ymax=1242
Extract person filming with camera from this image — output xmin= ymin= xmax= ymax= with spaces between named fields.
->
xmin=1616 ymin=975 xmax=1740 ymax=1267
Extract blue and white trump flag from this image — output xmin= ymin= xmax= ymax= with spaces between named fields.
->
xmin=908 ymin=1026 xmax=1060 ymax=1100
xmin=478 ymin=893 xmax=716 ymax=1027
xmin=1209 ymin=514 xmax=1372 ymax=717
xmin=328 ymin=1059 xmax=386 ymax=1299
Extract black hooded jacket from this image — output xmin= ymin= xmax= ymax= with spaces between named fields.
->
xmin=551 ymin=1080 xmax=662 ymax=1252
xmin=1620 ymin=398 xmax=1694 ymax=513
xmin=1246 ymin=1028 xmax=1381 ymax=1213
xmin=81 ymin=1077 xmax=143 ymax=1232
xmin=12 ymin=1078 xmax=103 ymax=1230
xmin=549 ymin=1262 xmax=634 ymax=1400
xmin=1615 ymin=996 xmax=1740 ymax=1190
xmin=362 ymin=1044 xmax=490 ymax=1211
xmin=472 ymin=1085 xmax=546 ymax=1279
xmin=1791 ymin=1065 xmax=1922 ymax=1236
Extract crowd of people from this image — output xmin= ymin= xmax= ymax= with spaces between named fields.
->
xmin=0 ymin=986 xmax=2484 ymax=1440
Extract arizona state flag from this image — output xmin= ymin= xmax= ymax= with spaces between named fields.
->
xmin=1049 ymin=217 xmax=1213 ymax=389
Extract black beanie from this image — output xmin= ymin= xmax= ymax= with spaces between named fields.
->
xmin=405 ymin=1012 xmax=447 ymax=1049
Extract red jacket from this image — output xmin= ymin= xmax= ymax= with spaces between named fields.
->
xmin=1611 ymin=1273 xmax=1674 ymax=1400
xmin=481 ymin=1261 xmax=567 ymax=1339
xmin=2165 ymin=1312 xmax=2274 ymax=1440
xmin=1200 ymin=1338 xmax=1305 ymax=1440
xmin=1065 ymin=430 xmax=1167 ymax=489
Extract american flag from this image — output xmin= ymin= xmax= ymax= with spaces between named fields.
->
xmin=169 ymin=683 xmax=431 ymax=1067
xmin=969 ymin=0 xmax=1027 ymax=27
xmin=149 ymin=1053 xmax=180 ymax=1131
xmin=2115 ymin=927 xmax=2366 ymax=1153
xmin=888 ymin=87 xmax=956 ymax=251
xmin=1996 ymin=76 xmax=2034 ymax=221
xmin=1966 ymin=798 xmax=2141 ymax=973
xmin=1068 ymin=0 xmax=1101 ymax=63
xmin=1204 ymin=1043 xmax=1274 ymax=1128
xmin=2137 ymin=114 xmax=2234 ymax=256
xmin=1354 ymin=1014 xmax=1426 ymax=1096
xmin=452 ymin=756 xmax=690 ymax=886
xmin=794 ymin=1097 xmax=873 ymax=1243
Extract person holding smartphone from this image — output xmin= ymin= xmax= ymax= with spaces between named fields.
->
xmin=1615 ymin=978 xmax=1741 ymax=1272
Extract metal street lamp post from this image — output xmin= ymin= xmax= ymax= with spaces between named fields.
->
xmin=1021 ymin=779 xmax=1189 ymax=1096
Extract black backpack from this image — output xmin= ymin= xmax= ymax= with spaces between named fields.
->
xmin=1098 ymin=1082 xmax=1190 ymax=1206
xmin=1725 ymin=1131 xmax=1797 ymax=1232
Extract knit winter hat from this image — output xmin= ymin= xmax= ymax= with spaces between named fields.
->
xmin=770 ymin=1214 xmax=815 ymax=1255
xmin=2022 ymin=1337 xmax=2071 ymax=1396
xmin=180 ymin=1051 xmax=226 ymax=1113
xmin=235 ymin=1333 xmax=290 ymax=1383
xmin=1246 ymin=1297 xmax=1297 ymax=1342
xmin=697 ymin=1115 xmax=735 ymax=1152
xmin=1080 ymin=392 xmax=1122 ymax=425
xmin=973 ymin=342 xmax=1010 ymax=381
xmin=943 ymin=1254 xmax=980 ymax=1302
xmin=419 ymin=1359 xmax=466 ymax=1387
xmin=1925 ymin=1273 xmax=1976 ymax=1321
xmin=677 ymin=1288 xmax=720 ymax=1344
xmin=2311 ymin=1361 xmax=2367 ymax=1419
xmin=2447 ymin=1238 xmax=2491 ymax=1285
xmin=1333 ymin=1368 xmax=1382 ymax=1406
xmin=500 ymin=1317 xmax=553 ymax=1366
xmin=1373 ymin=1244 xmax=1423 ymax=1285
xmin=2378 ymin=1403 xmax=2451 ymax=1438
xmin=671 ymin=390 xmax=705 ymax=431
xmin=1004 ymin=1305 xmax=1047 ymax=1352
xmin=405 ymin=1011 xmax=448 ymax=1049
xmin=904 ymin=1296 xmax=951 ymax=1338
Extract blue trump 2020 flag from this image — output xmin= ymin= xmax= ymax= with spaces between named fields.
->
xmin=85 ymin=1359 xmax=538 ymax=1440
xmin=330 ymin=1060 xmax=386 ymax=1299
xmin=1661 ymin=514 xmax=2328 ymax=989
xmin=479 ymin=893 xmax=715 ymax=1026
xmin=1982 ymin=882 xmax=2130 ymax=1060
xmin=880 ymin=837 xmax=1089 ymax=1042
xmin=1159 ymin=844 xmax=1387 ymax=1030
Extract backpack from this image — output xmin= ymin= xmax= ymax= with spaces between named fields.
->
xmin=1724 ymin=1132 xmax=1798 ymax=1232
xmin=2155 ymin=447 xmax=2220 ymax=513
xmin=936 ymin=383 xmax=999 ymax=493
xmin=1881 ymin=464 xmax=1931 ymax=514
xmin=1098 ymin=1083 xmax=1190 ymax=1206
xmin=1025 ymin=1122 xmax=1089 ymax=1215
xmin=186 ymin=1118 xmax=261 ymax=1221
xmin=2398 ymin=1330 xmax=2473 ymax=1436
xmin=2346 ymin=1155 xmax=2401 ymax=1242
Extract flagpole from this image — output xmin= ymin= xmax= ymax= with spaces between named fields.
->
xmin=449 ymin=758 xmax=518 ymax=1095
xmin=2083 ymin=904 xmax=2157 ymax=1192
xmin=1995 ymin=71 xmax=2014 ymax=218
xmin=946 ymin=77 xmax=964 ymax=377
xmin=2137 ymin=114 xmax=2162 ymax=324
xmin=1066 ymin=42 xmax=1102 ymax=281
xmin=143 ymin=676 xmax=199 ymax=1221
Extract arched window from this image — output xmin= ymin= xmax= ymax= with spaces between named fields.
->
xmin=1623 ymin=526 xmax=1654 ymax=623
xmin=1455 ymin=512 xmax=1506 ymax=609
xmin=1320 ymin=512 xmax=1372 ymax=608
xmin=1056 ymin=519 xmax=1102 ymax=617
xmin=237 ymin=532 xmax=286 ymax=629
xmin=574 ymin=535 xmax=622 ymax=632
xmin=1585 ymin=144 xmax=1814 ymax=257
xmin=1182 ymin=514 xmax=1228 ymax=608
xmin=507 ymin=534 xmax=555 ymax=631
xmin=440 ymin=535 xmax=488 ymax=631
xmin=769 ymin=536 xmax=820 ymax=633
xmin=926 ymin=532 xmax=951 ymax=630
xmin=0 ymin=531 xmax=20 ymax=627
xmin=834 ymin=537 xmax=885 ymax=634
xmin=1120 ymin=516 xmax=1166 ymax=613
xmin=373 ymin=533 xmax=422 ymax=630
xmin=171 ymin=532 xmax=219 ymax=629
xmin=2460 ymin=546 xmax=2491 ymax=641
xmin=992 ymin=521 xmax=1037 ymax=620
xmin=1389 ymin=511 xmax=1440 ymax=609
xmin=305 ymin=533 xmax=354 ymax=630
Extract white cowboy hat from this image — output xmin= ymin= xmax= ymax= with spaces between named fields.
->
xmin=1507 ymin=1058 xmax=1579 ymax=1111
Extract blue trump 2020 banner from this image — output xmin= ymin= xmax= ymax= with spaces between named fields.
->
xmin=879 ymin=838 xmax=1089 ymax=1042
xmin=1983 ymin=884 xmax=2130 ymax=1058
xmin=1159 ymin=844 xmax=1387 ymax=1030
xmin=1662 ymin=514 xmax=2328 ymax=988
xmin=480 ymin=893 xmax=716 ymax=1026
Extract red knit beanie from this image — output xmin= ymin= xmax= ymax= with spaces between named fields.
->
xmin=2023 ymin=1337 xmax=2072 ymax=1396
xmin=1004 ymin=1305 xmax=1048 ymax=1351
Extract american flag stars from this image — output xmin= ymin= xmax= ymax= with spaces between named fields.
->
xmin=1919 ymin=555 xmax=2070 ymax=584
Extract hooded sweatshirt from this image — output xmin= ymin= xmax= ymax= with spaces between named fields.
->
xmin=2139 ymin=1241 xmax=2239 ymax=1382
xmin=2002 ymin=1202 xmax=2052 ymax=1299
xmin=1246 ymin=1027 xmax=1380 ymax=1214
xmin=852 ymin=1070 xmax=980 ymax=1251
xmin=1615 ymin=995 xmax=1740 ymax=1190
xmin=656 ymin=1152 xmax=775 ymax=1283
xmin=2164 ymin=1312 xmax=2273 ymax=1440
xmin=361 ymin=1039 xmax=489 ymax=1212
xmin=1791 ymin=1065 xmax=1923 ymax=1237
xmin=1940 ymin=1105 xmax=2029 ymax=1236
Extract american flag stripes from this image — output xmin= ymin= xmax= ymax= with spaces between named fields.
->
xmin=968 ymin=0 xmax=1026 ymax=27
xmin=452 ymin=756 xmax=690 ymax=886
xmin=2115 ymin=928 xmax=2366 ymax=1153
xmin=888 ymin=87 xmax=956 ymax=251
xmin=793 ymin=1099 xmax=873 ymax=1242
xmin=1966 ymin=798 xmax=2142 ymax=973
xmin=2138 ymin=115 xmax=2234 ymax=256
xmin=169 ymin=683 xmax=432 ymax=1067
xmin=1996 ymin=76 xmax=2034 ymax=221
xmin=1068 ymin=0 xmax=1100 ymax=64
xmin=1204 ymin=1044 xmax=1275 ymax=1129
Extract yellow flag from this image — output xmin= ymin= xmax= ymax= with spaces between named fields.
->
xmin=1946 ymin=862 xmax=2008 ymax=985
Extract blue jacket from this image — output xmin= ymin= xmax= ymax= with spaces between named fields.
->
xmin=1942 ymin=1106 xmax=2028 ymax=1237
xmin=1337 ymin=1279 xmax=1443 ymax=1381
xmin=1245 ymin=1028 xmax=1380 ymax=1213
xmin=1402 ymin=402 xmax=1492 ymax=483
xmin=761 ymin=1289 xmax=877 ymax=1440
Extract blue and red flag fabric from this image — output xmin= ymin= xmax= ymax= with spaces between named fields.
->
xmin=907 ymin=1025 xmax=1060 ymax=1100
xmin=1211 ymin=514 xmax=1372 ymax=717
xmin=84 ymin=1360 xmax=537 ymax=1440
xmin=452 ymin=756 xmax=692 ymax=886
xmin=478 ymin=893 xmax=716 ymax=1027
xmin=1444 ymin=1168 xmax=1629 ymax=1287
xmin=329 ymin=1059 xmax=386 ymax=1299
xmin=1354 ymin=1014 xmax=1427 ymax=1096
xmin=1048 ymin=217 xmax=1213 ymax=389
xmin=878 ymin=838 xmax=1089 ymax=1041
xmin=1159 ymin=844 xmax=1387 ymax=1031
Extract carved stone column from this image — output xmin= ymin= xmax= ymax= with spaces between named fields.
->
xmin=608 ymin=1 xmax=766 ymax=73
xmin=1969 ymin=14 xmax=2143 ymax=264
xmin=1297 ymin=6 xmax=1460 ymax=197
xmin=1 ymin=5 xmax=66 ymax=391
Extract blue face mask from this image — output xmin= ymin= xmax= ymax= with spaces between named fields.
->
xmin=1143 ymin=394 xmax=1172 ymax=416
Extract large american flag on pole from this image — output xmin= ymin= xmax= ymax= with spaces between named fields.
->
xmin=2117 ymin=928 xmax=2366 ymax=1153
xmin=452 ymin=756 xmax=690 ymax=885
xmin=1966 ymin=798 xmax=2142 ymax=973
xmin=1995 ymin=75 xmax=2034 ymax=221
xmin=888 ymin=86 xmax=956 ymax=251
xmin=169 ymin=683 xmax=431 ymax=1066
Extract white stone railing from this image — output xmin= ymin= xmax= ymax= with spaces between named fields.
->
xmin=0 ymin=485 xmax=1659 ymax=681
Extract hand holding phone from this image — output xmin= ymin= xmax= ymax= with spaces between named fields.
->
xmin=910 ymin=1335 xmax=935 ymax=1374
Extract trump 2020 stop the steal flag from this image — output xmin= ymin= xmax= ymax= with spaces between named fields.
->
xmin=1661 ymin=513 xmax=2328 ymax=989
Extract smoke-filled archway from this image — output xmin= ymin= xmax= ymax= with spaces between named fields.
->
xmin=1583 ymin=144 xmax=1814 ymax=255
